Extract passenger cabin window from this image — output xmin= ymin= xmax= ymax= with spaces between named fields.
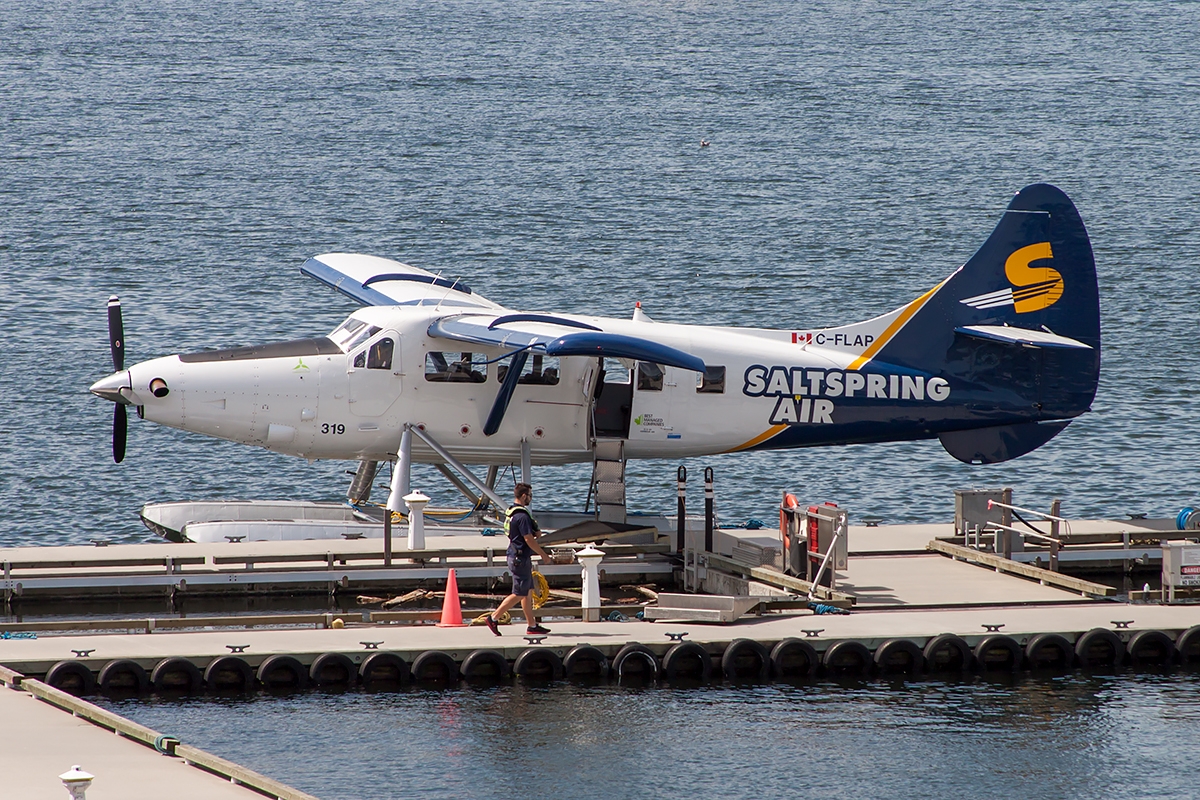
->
xmin=636 ymin=362 xmax=664 ymax=391
xmin=425 ymin=352 xmax=487 ymax=382
xmin=697 ymin=366 xmax=726 ymax=393
xmin=497 ymin=353 xmax=560 ymax=385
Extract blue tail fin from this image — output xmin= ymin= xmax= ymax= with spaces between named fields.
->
xmin=874 ymin=184 xmax=1100 ymax=462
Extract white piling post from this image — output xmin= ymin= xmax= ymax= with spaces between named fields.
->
xmin=404 ymin=490 xmax=430 ymax=551
xmin=577 ymin=545 xmax=604 ymax=622
xmin=60 ymin=765 xmax=94 ymax=799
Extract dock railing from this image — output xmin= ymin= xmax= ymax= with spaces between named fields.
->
xmin=982 ymin=498 xmax=1064 ymax=567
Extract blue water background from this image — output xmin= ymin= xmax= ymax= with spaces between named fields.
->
xmin=3 ymin=2 xmax=1200 ymax=798
xmin=105 ymin=673 xmax=1200 ymax=800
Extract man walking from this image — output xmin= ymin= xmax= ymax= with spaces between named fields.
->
xmin=486 ymin=482 xmax=551 ymax=636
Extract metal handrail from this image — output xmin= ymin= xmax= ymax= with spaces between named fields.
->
xmin=986 ymin=499 xmax=1067 ymax=524
xmin=984 ymin=521 xmax=1060 ymax=544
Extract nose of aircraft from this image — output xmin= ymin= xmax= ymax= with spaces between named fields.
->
xmin=90 ymin=370 xmax=133 ymax=404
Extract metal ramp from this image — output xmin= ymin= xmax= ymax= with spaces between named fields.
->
xmin=591 ymin=439 xmax=627 ymax=523
xmin=643 ymin=592 xmax=765 ymax=623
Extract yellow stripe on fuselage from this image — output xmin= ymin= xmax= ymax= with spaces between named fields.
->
xmin=729 ymin=424 xmax=789 ymax=452
xmin=846 ymin=278 xmax=948 ymax=371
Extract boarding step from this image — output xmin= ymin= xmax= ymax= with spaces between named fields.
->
xmin=591 ymin=438 xmax=626 ymax=524
xmin=643 ymin=592 xmax=765 ymax=624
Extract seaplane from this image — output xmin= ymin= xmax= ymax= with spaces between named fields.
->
xmin=91 ymin=184 xmax=1100 ymax=543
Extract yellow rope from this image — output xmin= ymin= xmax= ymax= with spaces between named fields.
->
xmin=471 ymin=611 xmax=512 ymax=626
xmin=532 ymin=571 xmax=550 ymax=609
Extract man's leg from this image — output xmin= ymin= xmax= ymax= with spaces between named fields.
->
xmin=487 ymin=592 xmax=521 ymax=636
xmin=522 ymin=593 xmax=549 ymax=633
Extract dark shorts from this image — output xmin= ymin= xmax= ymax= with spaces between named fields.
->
xmin=507 ymin=553 xmax=533 ymax=596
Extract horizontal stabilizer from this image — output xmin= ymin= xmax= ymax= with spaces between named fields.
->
xmin=954 ymin=325 xmax=1093 ymax=350
xmin=939 ymin=420 xmax=1071 ymax=464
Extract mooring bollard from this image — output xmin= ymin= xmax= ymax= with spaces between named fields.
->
xmin=676 ymin=466 xmax=687 ymax=553
xmin=577 ymin=545 xmax=604 ymax=622
xmin=59 ymin=765 xmax=94 ymax=799
xmin=404 ymin=490 xmax=430 ymax=550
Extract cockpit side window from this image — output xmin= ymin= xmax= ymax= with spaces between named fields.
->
xmin=368 ymin=338 xmax=394 ymax=370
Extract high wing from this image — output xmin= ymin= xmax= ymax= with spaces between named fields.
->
xmin=300 ymin=252 xmax=505 ymax=310
xmin=428 ymin=313 xmax=706 ymax=436
xmin=302 ymin=253 xmax=707 ymax=436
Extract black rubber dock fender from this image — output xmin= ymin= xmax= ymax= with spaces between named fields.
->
xmin=1126 ymin=630 xmax=1176 ymax=667
xmin=513 ymin=647 xmax=564 ymax=681
xmin=721 ymin=638 xmax=771 ymax=681
xmin=822 ymin=640 xmax=873 ymax=676
xmin=923 ymin=633 xmax=973 ymax=673
xmin=98 ymin=659 xmax=149 ymax=694
xmin=770 ymin=638 xmax=818 ymax=679
xmin=873 ymin=639 xmax=924 ymax=675
xmin=309 ymin=653 xmax=357 ymax=687
xmin=662 ymin=641 xmax=712 ymax=681
xmin=1074 ymin=628 xmax=1125 ymax=668
xmin=974 ymin=635 xmax=1022 ymax=672
xmin=613 ymin=643 xmax=660 ymax=680
xmin=412 ymin=650 xmax=462 ymax=683
xmin=1176 ymin=625 xmax=1200 ymax=667
xmin=562 ymin=645 xmax=609 ymax=679
xmin=151 ymin=657 xmax=203 ymax=693
xmin=257 ymin=655 xmax=309 ymax=691
xmin=460 ymin=650 xmax=508 ymax=681
xmin=359 ymin=652 xmax=410 ymax=686
xmin=204 ymin=656 xmax=254 ymax=691
xmin=45 ymin=660 xmax=96 ymax=695
xmin=1024 ymin=633 xmax=1075 ymax=670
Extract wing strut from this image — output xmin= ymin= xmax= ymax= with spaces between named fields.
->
xmin=483 ymin=350 xmax=530 ymax=436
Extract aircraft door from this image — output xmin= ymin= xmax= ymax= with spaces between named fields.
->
xmin=347 ymin=330 xmax=401 ymax=417
xmin=591 ymin=357 xmax=633 ymax=438
xmin=628 ymin=361 xmax=679 ymax=441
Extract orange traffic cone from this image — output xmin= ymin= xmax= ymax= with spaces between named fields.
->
xmin=436 ymin=568 xmax=468 ymax=628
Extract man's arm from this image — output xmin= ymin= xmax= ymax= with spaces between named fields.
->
xmin=523 ymin=532 xmax=549 ymax=561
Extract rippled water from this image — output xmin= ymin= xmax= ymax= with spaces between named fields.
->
xmin=2 ymin=0 xmax=1199 ymax=549
xmin=4 ymin=2 xmax=1200 ymax=796
xmin=103 ymin=672 xmax=1200 ymax=800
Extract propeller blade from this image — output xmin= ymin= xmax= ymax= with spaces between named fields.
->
xmin=113 ymin=403 xmax=127 ymax=463
xmin=107 ymin=295 xmax=125 ymax=372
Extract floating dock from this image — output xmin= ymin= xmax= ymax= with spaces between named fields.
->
xmin=0 ymin=665 xmax=316 ymax=799
xmin=3 ymin=516 xmax=1200 ymax=691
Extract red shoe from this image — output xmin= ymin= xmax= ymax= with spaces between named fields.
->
xmin=485 ymin=615 xmax=501 ymax=636
xmin=526 ymin=624 xmax=550 ymax=634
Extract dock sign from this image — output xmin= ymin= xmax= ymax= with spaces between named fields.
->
xmin=1163 ymin=543 xmax=1200 ymax=599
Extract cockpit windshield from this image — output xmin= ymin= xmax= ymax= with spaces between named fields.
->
xmin=330 ymin=317 xmax=367 ymax=349
xmin=329 ymin=317 xmax=380 ymax=353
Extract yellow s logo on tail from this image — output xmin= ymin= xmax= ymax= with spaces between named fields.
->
xmin=1005 ymin=242 xmax=1062 ymax=313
